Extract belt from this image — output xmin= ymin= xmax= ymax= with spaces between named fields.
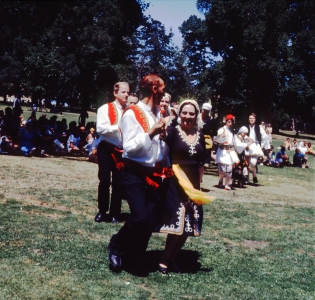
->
xmin=219 ymin=145 xmax=235 ymax=151
xmin=124 ymin=159 xmax=174 ymax=190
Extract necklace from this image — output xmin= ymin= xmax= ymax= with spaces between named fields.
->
xmin=177 ymin=125 xmax=199 ymax=156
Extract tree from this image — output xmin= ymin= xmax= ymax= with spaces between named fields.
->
xmin=181 ymin=0 xmax=315 ymax=129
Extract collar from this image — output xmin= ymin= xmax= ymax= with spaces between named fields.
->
xmin=114 ymin=99 xmax=125 ymax=110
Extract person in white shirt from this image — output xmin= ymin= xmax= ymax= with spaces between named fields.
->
xmin=246 ymin=113 xmax=270 ymax=184
xmin=108 ymin=74 xmax=169 ymax=275
xmin=95 ymin=82 xmax=129 ymax=224
xmin=214 ymin=114 xmax=239 ymax=190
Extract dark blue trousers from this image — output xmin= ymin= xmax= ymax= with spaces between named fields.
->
xmin=97 ymin=140 xmax=122 ymax=217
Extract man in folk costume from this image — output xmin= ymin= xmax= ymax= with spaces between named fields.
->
xmin=246 ymin=113 xmax=270 ymax=184
xmin=95 ymin=82 xmax=129 ymax=224
xmin=108 ymin=74 xmax=171 ymax=275
xmin=213 ymin=114 xmax=239 ymax=190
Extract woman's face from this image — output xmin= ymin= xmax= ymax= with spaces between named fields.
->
xmin=180 ymin=104 xmax=196 ymax=129
xmin=249 ymin=115 xmax=256 ymax=125
xmin=240 ymin=132 xmax=246 ymax=137
xmin=160 ymin=96 xmax=170 ymax=114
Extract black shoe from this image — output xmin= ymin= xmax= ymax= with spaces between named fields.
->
xmin=111 ymin=217 xmax=119 ymax=224
xmin=158 ymin=264 xmax=168 ymax=275
xmin=94 ymin=211 xmax=106 ymax=222
xmin=253 ymin=177 xmax=258 ymax=184
xmin=108 ymin=244 xmax=122 ymax=269
xmin=169 ymin=261 xmax=181 ymax=273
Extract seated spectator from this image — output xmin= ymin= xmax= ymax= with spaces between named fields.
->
xmin=35 ymin=119 xmax=53 ymax=157
xmin=306 ymin=142 xmax=314 ymax=154
xmin=275 ymin=146 xmax=290 ymax=167
xmin=88 ymin=136 xmax=101 ymax=164
xmin=67 ymin=126 xmax=81 ymax=153
xmin=83 ymin=127 xmax=96 ymax=154
xmin=298 ymin=141 xmax=307 ymax=154
xmin=19 ymin=120 xmax=36 ymax=156
xmin=293 ymin=148 xmax=308 ymax=168
xmin=283 ymin=138 xmax=291 ymax=150
xmin=264 ymin=145 xmax=276 ymax=166
xmin=291 ymin=139 xmax=298 ymax=151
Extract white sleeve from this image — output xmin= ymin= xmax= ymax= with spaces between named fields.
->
xmin=233 ymin=135 xmax=248 ymax=154
xmin=96 ymin=105 xmax=119 ymax=137
xmin=120 ymin=112 xmax=152 ymax=158
xmin=260 ymin=127 xmax=270 ymax=149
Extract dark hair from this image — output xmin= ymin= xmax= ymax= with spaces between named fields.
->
xmin=249 ymin=113 xmax=256 ymax=118
xmin=281 ymin=146 xmax=286 ymax=152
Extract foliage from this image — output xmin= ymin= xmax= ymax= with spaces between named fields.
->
xmin=0 ymin=0 xmax=145 ymax=108
xmin=181 ymin=0 xmax=315 ymax=127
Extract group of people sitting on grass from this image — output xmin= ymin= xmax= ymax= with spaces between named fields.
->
xmin=0 ymin=107 xmax=99 ymax=158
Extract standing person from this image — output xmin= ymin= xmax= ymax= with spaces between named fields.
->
xmin=95 ymin=82 xmax=129 ymax=224
xmin=41 ymin=98 xmax=48 ymax=112
xmin=155 ymin=100 xmax=213 ymax=274
xmin=265 ymin=123 xmax=273 ymax=144
xmin=108 ymin=74 xmax=169 ymax=275
xmin=199 ymin=102 xmax=217 ymax=166
xmin=126 ymin=93 xmax=138 ymax=107
xmin=78 ymin=109 xmax=89 ymax=126
xmin=12 ymin=93 xmax=23 ymax=142
xmin=158 ymin=93 xmax=173 ymax=126
xmin=213 ymin=114 xmax=239 ymax=190
xmin=246 ymin=113 xmax=270 ymax=184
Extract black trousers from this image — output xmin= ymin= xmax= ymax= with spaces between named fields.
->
xmin=110 ymin=164 xmax=168 ymax=261
xmin=97 ymin=140 xmax=122 ymax=217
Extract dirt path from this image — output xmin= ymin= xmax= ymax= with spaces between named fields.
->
xmin=1 ymin=154 xmax=314 ymax=209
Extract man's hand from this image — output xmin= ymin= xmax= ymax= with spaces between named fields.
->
xmin=148 ymin=119 xmax=166 ymax=140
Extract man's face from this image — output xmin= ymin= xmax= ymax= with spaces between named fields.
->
xmin=226 ymin=119 xmax=233 ymax=129
xmin=127 ymin=95 xmax=138 ymax=106
xmin=114 ymin=84 xmax=129 ymax=106
xmin=154 ymin=79 xmax=165 ymax=104
xmin=249 ymin=115 xmax=256 ymax=126
xmin=201 ymin=109 xmax=210 ymax=117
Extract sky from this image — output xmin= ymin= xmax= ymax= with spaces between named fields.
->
xmin=143 ymin=0 xmax=204 ymax=48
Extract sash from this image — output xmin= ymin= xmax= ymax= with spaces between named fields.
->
xmin=124 ymin=105 xmax=150 ymax=132
xmin=172 ymin=164 xmax=215 ymax=206
xmin=108 ymin=102 xmax=118 ymax=125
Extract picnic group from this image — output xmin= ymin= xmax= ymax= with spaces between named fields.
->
xmin=0 ymin=74 xmax=313 ymax=276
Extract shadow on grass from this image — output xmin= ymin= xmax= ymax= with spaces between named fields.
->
xmin=145 ymin=250 xmax=210 ymax=274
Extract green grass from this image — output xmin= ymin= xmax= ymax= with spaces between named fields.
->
xmin=0 ymin=137 xmax=314 ymax=299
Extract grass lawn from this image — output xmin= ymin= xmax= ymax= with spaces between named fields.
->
xmin=0 ymin=132 xmax=314 ymax=299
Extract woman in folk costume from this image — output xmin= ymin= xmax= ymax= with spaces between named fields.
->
xmin=233 ymin=126 xmax=254 ymax=187
xmin=213 ymin=114 xmax=239 ymax=190
xmin=155 ymin=100 xmax=215 ymax=274
xmin=245 ymin=113 xmax=270 ymax=184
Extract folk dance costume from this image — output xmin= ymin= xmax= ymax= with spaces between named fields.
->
xmin=214 ymin=115 xmax=239 ymax=190
xmin=155 ymin=125 xmax=206 ymax=237
xmin=109 ymin=101 xmax=171 ymax=266
xmin=96 ymin=101 xmax=125 ymax=222
xmin=246 ymin=123 xmax=270 ymax=183
xmin=233 ymin=126 xmax=253 ymax=187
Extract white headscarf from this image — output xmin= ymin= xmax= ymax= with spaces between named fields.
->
xmin=238 ymin=126 xmax=248 ymax=134
xmin=177 ymin=100 xmax=200 ymax=127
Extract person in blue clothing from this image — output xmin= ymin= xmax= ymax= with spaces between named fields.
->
xmin=293 ymin=148 xmax=308 ymax=168
xmin=275 ymin=146 xmax=290 ymax=167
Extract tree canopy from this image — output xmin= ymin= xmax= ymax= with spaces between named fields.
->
xmin=181 ymin=0 xmax=315 ymax=128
